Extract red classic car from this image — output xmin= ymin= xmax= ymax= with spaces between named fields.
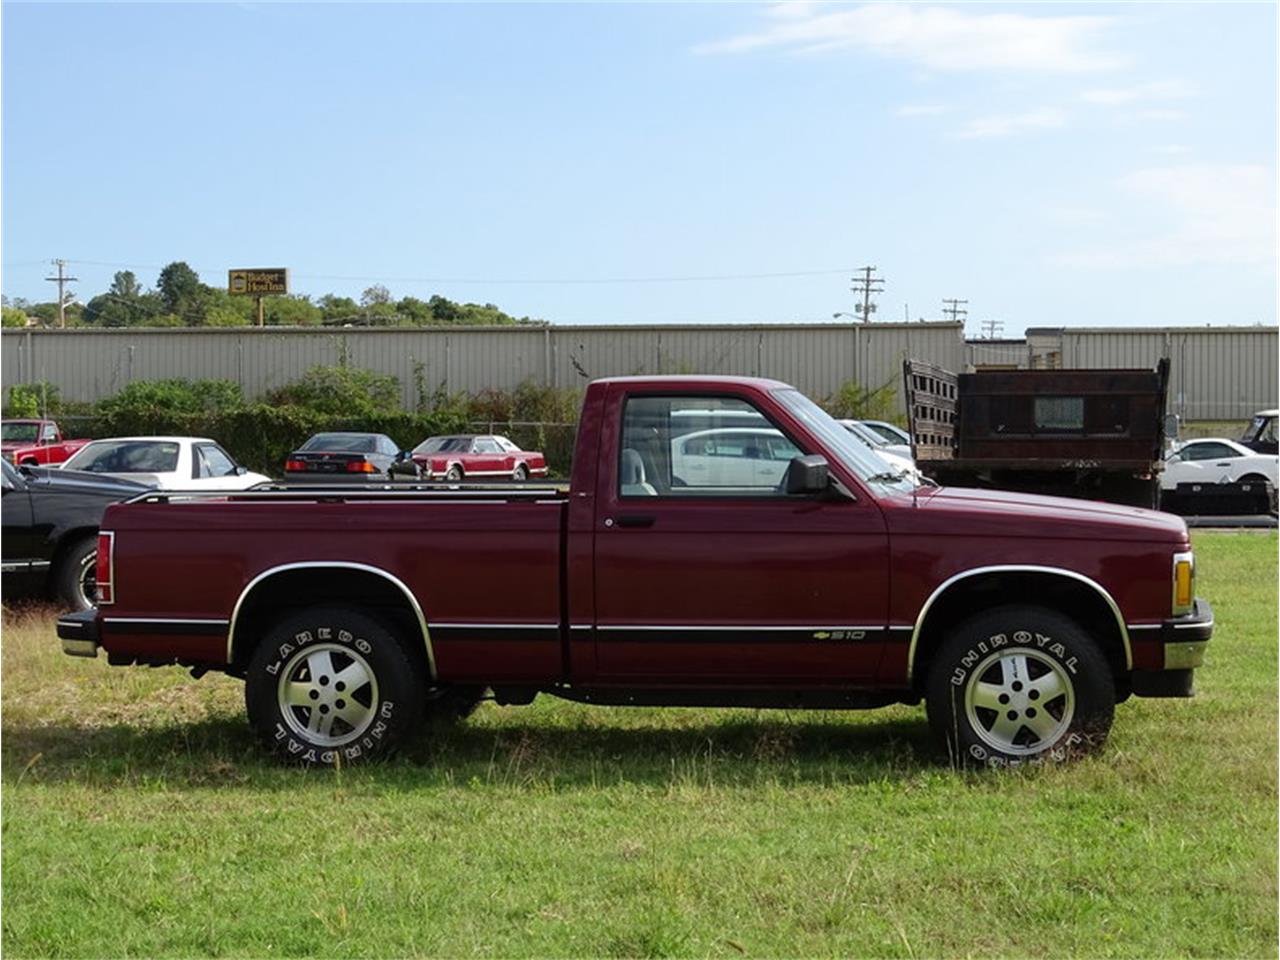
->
xmin=411 ymin=434 xmax=548 ymax=481
xmin=58 ymin=376 xmax=1211 ymax=768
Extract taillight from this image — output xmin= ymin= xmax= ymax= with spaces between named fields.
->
xmin=96 ymin=531 xmax=115 ymax=605
xmin=345 ymin=461 xmax=377 ymax=473
xmin=285 ymin=459 xmax=307 ymax=472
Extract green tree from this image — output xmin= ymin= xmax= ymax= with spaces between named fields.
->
xmin=317 ymin=295 xmax=360 ymax=324
xmin=2 ymin=306 xmax=27 ymax=328
xmin=361 ymin=284 xmax=392 ymax=307
xmin=267 ymin=365 xmax=401 ymax=417
xmin=156 ymin=261 xmax=204 ymax=321
xmin=265 ymin=295 xmax=323 ymax=326
xmin=109 ymin=270 xmax=142 ymax=299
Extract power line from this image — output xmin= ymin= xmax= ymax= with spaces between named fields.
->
xmin=33 ymin=259 xmax=862 ymax=287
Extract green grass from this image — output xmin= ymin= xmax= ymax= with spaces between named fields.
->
xmin=3 ymin=532 xmax=1276 ymax=958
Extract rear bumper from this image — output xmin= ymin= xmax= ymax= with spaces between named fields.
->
xmin=57 ymin=608 xmax=101 ymax=658
xmin=1130 ymin=598 xmax=1213 ymax=697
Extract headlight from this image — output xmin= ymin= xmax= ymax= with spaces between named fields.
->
xmin=1172 ymin=550 xmax=1195 ymax=616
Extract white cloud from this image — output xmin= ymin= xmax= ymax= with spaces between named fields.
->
xmin=1054 ymin=164 xmax=1276 ymax=268
xmin=695 ymin=3 xmax=1126 ymax=73
xmin=1133 ymin=108 xmax=1189 ymax=122
xmin=1081 ymin=79 xmax=1195 ymax=105
xmin=956 ymin=108 xmax=1067 ymax=139
xmin=895 ymin=104 xmax=946 ymax=117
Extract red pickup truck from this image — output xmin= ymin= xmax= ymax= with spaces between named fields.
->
xmin=2 ymin=419 xmax=91 ymax=466
xmin=57 ymin=376 xmax=1213 ymax=768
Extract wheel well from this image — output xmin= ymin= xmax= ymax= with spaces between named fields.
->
xmin=50 ymin=527 xmax=97 ymax=573
xmin=910 ymin=571 xmax=1128 ymax=694
xmin=229 ymin=567 xmax=431 ymax=679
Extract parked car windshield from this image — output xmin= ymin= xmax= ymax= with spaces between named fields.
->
xmin=64 ymin=440 xmax=180 ymax=474
xmin=301 ymin=434 xmax=377 ymax=453
xmin=773 ymin=390 xmax=916 ymax=494
xmin=1 ymin=422 xmax=40 ymax=442
xmin=414 ymin=436 xmax=472 ymax=454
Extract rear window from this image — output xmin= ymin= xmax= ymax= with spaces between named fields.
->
xmin=302 ymin=434 xmax=376 ymax=453
xmin=66 ymin=441 xmax=179 ymax=473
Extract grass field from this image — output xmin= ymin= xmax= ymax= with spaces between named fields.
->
xmin=2 ymin=532 xmax=1276 ymax=958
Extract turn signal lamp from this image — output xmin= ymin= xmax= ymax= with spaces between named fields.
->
xmin=345 ymin=461 xmax=378 ymax=473
xmin=1172 ymin=552 xmax=1194 ymax=616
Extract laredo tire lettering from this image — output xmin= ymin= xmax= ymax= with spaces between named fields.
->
xmin=925 ymin=604 xmax=1117 ymax=769
xmin=245 ymin=606 xmax=426 ymax=768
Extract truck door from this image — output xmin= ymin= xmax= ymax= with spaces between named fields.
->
xmin=591 ymin=387 xmax=890 ymax=683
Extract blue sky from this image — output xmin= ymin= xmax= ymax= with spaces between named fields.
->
xmin=2 ymin=2 xmax=1275 ymax=336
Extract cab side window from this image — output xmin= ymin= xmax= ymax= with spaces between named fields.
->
xmin=619 ymin=395 xmax=806 ymax=498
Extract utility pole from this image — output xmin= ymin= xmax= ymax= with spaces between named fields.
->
xmin=942 ymin=298 xmax=968 ymax=325
xmin=980 ymin=318 xmax=1005 ymax=339
xmin=45 ymin=259 xmax=78 ymax=328
xmin=849 ymin=266 xmax=883 ymax=322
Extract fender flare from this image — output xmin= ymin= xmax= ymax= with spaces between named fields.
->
xmin=906 ymin=564 xmax=1132 ymax=684
xmin=226 ymin=561 xmax=436 ymax=679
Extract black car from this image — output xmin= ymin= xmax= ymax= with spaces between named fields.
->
xmin=282 ymin=432 xmax=414 ymax=482
xmin=1 ymin=459 xmax=148 ymax=610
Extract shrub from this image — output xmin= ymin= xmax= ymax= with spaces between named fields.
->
xmin=5 ymin=382 xmax=61 ymax=418
xmin=266 ymin=365 xmax=401 ymax=418
xmin=97 ymin=379 xmax=244 ymax=417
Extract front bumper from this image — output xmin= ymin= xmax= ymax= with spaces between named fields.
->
xmin=56 ymin=608 xmax=101 ymax=658
xmin=1131 ymin=597 xmax=1213 ymax=697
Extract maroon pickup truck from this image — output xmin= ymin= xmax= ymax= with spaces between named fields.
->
xmin=57 ymin=376 xmax=1213 ymax=768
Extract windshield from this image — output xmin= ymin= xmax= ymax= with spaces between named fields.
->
xmin=774 ymin=390 xmax=915 ymax=494
xmin=1 ymin=423 xmax=39 ymax=443
xmin=414 ymin=436 xmax=472 ymax=454
xmin=64 ymin=440 xmax=179 ymax=474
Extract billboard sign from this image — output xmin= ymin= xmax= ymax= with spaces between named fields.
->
xmin=228 ymin=268 xmax=289 ymax=296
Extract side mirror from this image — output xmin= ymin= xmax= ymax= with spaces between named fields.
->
xmin=784 ymin=455 xmax=829 ymax=495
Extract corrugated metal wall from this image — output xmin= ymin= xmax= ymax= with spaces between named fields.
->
xmin=1061 ymin=327 xmax=1278 ymax=420
xmin=0 ymin=322 xmax=965 ymax=416
xmin=4 ymin=323 xmax=1272 ymax=419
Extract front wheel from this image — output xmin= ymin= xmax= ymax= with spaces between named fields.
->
xmin=445 ymin=464 xmax=463 ymax=482
xmin=245 ymin=607 xmax=425 ymax=765
xmin=925 ymin=605 xmax=1115 ymax=767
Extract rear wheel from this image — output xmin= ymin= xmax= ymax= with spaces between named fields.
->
xmin=513 ymin=463 xmax=529 ymax=482
xmin=925 ymin=605 xmax=1115 ymax=767
xmin=53 ymin=537 xmax=97 ymax=611
xmin=445 ymin=464 xmax=463 ymax=482
xmin=245 ymin=607 xmax=424 ymax=765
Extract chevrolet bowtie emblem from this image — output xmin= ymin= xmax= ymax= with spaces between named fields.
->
xmin=813 ymin=631 xmax=832 ymax=640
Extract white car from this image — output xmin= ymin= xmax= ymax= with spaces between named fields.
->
xmin=59 ymin=436 xmax=270 ymax=490
xmin=671 ymin=427 xmax=803 ymax=488
xmin=837 ymin=420 xmax=920 ymax=481
xmin=857 ymin=419 xmax=913 ymax=450
xmin=1161 ymin=438 xmax=1278 ymax=491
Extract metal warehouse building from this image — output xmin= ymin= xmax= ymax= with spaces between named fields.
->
xmin=3 ymin=321 xmax=1276 ymax=420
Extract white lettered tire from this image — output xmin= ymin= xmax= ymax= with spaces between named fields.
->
xmin=245 ymin=607 xmax=424 ymax=765
xmin=925 ymin=605 xmax=1115 ymax=768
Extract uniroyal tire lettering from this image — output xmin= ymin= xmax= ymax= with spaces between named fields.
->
xmin=1051 ymin=642 xmax=1067 ymax=659
xmin=969 ymin=744 xmax=987 ymax=761
xmin=274 ymin=723 xmax=287 ymax=741
xmin=344 ymin=745 xmax=362 ymax=760
xmin=990 ymin=633 xmax=1007 ymax=648
xmin=338 ymin=629 xmax=353 ymax=643
xmin=277 ymin=642 xmax=294 ymax=660
xmin=1013 ymin=630 xmax=1032 ymax=643
xmin=960 ymin=650 xmax=979 ymax=670
xmin=266 ymin=662 xmax=281 ymax=676
xmin=320 ymin=751 xmax=335 ymax=764
xmin=318 ymin=627 xmax=332 ymax=640
xmin=294 ymin=631 xmax=313 ymax=644
xmin=951 ymin=668 xmax=966 ymax=686
xmin=371 ymin=721 xmax=387 ymax=740
xmin=380 ymin=701 xmax=394 ymax=719
xmin=355 ymin=637 xmax=371 ymax=655
xmin=302 ymin=749 xmax=318 ymax=764
xmin=1065 ymin=656 xmax=1078 ymax=673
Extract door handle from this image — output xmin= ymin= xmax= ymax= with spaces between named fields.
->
xmin=615 ymin=514 xmax=655 ymax=528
